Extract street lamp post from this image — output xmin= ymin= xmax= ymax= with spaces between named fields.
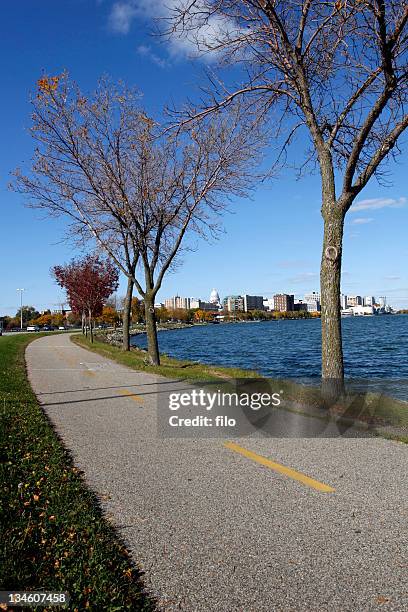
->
xmin=17 ymin=288 xmax=25 ymax=330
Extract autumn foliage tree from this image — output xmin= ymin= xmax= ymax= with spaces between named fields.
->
xmin=96 ymin=306 xmax=121 ymax=328
xmin=52 ymin=255 xmax=119 ymax=342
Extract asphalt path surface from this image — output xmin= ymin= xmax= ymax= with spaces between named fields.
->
xmin=26 ymin=334 xmax=408 ymax=611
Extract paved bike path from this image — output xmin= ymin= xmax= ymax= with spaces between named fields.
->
xmin=26 ymin=334 xmax=408 ymax=611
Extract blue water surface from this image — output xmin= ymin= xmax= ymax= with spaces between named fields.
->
xmin=132 ymin=315 xmax=408 ymax=398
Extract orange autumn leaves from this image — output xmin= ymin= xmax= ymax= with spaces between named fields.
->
xmin=37 ymin=75 xmax=60 ymax=94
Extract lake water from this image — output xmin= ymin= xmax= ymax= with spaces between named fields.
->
xmin=131 ymin=315 xmax=408 ymax=400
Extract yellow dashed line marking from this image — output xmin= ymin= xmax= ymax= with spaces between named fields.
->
xmin=224 ymin=441 xmax=335 ymax=493
xmin=119 ymin=389 xmax=144 ymax=405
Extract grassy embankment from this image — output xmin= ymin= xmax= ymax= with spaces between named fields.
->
xmin=73 ymin=332 xmax=408 ymax=443
xmin=0 ymin=333 xmax=155 ymax=611
xmin=73 ymin=331 xmax=258 ymax=381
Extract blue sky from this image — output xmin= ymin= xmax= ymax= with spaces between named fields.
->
xmin=1 ymin=0 xmax=407 ymax=316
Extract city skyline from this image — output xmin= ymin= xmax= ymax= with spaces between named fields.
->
xmin=160 ymin=290 xmax=394 ymax=313
xmin=0 ymin=285 xmax=397 ymax=319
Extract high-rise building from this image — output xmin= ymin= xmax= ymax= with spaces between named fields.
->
xmin=223 ymin=295 xmax=245 ymax=312
xmin=243 ymin=295 xmax=264 ymax=312
xmin=340 ymin=294 xmax=348 ymax=310
xmin=164 ymin=296 xmax=191 ymax=310
xmin=364 ymin=296 xmax=375 ymax=307
xmin=273 ymin=294 xmax=295 ymax=312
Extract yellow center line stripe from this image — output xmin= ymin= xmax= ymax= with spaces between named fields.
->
xmin=223 ymin=441 xmax=335 ymax=493
xmin=119 ymin=389 xmax=144 ymax=405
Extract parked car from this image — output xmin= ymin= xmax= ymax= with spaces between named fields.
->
xmin=27 ymin=326 xmax=40 ymax=332
xmin=58 ymin=326 xmax=66 ymax=330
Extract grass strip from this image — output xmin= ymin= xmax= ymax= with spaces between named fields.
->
xmin=0 ymin=333 xmax=156 ymax=611
xmin=72 ymin=332 xmax=259 ymax=381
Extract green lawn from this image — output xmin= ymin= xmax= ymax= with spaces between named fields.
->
xmin=0 ymin=333 xmax=155 ymax=611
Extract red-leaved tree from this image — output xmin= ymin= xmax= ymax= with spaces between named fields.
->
xmin=52 ymin=255 xmax=119 ymax=342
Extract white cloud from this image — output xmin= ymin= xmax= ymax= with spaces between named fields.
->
xmin=352 ymin=217 xmax=374 ymax=225
xmin=351 ymin=196 xmax=406 ymax=213
xmin=108 ymin=2 xmax=139 ymax=34
xmin=136 ymin=44 xmax=168 ymax=68
xmin=108 ymin=0 xmax=240 ymax=60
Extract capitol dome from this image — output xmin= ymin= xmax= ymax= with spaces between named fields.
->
xmin=210 ymin=289 xmax=220 ymax=304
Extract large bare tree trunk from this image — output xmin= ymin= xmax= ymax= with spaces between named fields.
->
xmin=122 ymin=276 xmax=133 ymax=351
xmin=144 ymin=293 xmax=160 ymax=366
xmin=320 ymin=206 xmax=345 ymax=400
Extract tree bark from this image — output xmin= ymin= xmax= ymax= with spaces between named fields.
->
xmin=320 ymin=206 xmax=345 ymax=400
xmin=122 ymin=276 xmax=134 ymax=351
xmin=89 ymin=309 xmax=94 ymax=343
xmin=144 ymin=293 xmax=160 ymax=365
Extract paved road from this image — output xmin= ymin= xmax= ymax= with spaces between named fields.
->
xmin=26 ymin=334 xmax=408 ymax=611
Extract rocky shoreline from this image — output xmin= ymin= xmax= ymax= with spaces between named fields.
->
xmin=95 ymin=322 xmax=194 ymax=348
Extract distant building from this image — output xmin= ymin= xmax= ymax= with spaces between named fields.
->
xmin=304 ymin=291 xmax=321 ymax=312
xmin=209 ymin=289 xmax=221 ymax=304
xmin=294 ymin=300 xmax=308 ymax=312
xmin=223 ymin=295 xmax=245 ymax=312
xmin=340 ymin=294 xmax=348 ymax=310
xmin=52 ymin=308 xmax=72 ymax=320
xmin=364 ymin=296 xmax=375 ymax=307
xmin=347 ymin=295 xmax=363 ymax=307
xmin=190 ymin=299 xmax=214 ymax=311
xmin=263 ymin=298 xmax=275 ymax=312
xmin=243 ymin=295 xmax=264 ymax=312
xmin=273 ymin=294 xmax=295 ymax=312
xmin=199 ymin=301 xmax=215 ymax=311
xmin=304 ymin=291 xmax=321 ymax=303
xmin=164 ymin=296 xmax=191 ymax=310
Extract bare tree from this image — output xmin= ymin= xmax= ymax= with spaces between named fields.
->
xmin=13 ymin=74 xmax=264 ymax=365
xmin=165 ymin=0 xmax=408 ymax=394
